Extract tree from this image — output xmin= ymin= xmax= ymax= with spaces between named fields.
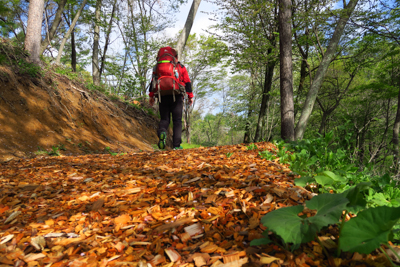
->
xmin=92 ymin=0 xmax=102 ymax=86
xmin=176 ymin=0 xmax=201 ymax=57
xmin=279 ymin=0 xmax=294 ymax=141
xmin=25 ymin=0 xmax=44 ymax=64
xmin=55 ymin=0 xmax=88 ymax=64
xmin=350 ymin=0 xmax=400 ymax=170
xmin=40 ymin=0 xmax=67 ymax=54
xmin=294 ymin=0 xmax=359 ymax=140
xmin=209 ymin=0 xmax=280 ymax=143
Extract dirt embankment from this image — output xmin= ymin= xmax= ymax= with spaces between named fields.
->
xmin=0 ymin=65 xmax=164 ymax=162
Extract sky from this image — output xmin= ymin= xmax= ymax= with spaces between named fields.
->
xmin=164 ymin=0 xmax=218 ymax=38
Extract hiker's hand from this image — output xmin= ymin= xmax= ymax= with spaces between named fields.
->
xmin=149 ymin=97 xmax=155 ymax=106
xmin=188 ymin=98 xmax=193 ymax=106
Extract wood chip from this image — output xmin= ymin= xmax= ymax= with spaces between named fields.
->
xmin=24 ymin=253 xmax=46 ymax=262
xmin=91 ymin=198 xmax=105 ymax=211
xmin=184 ymin=223 xmax=203 ymax=236
xmin=0 ymin=234 xmax=14 ymax=244
xmin=165 ymin=248 xmax=181 ymax=262
xmin=4 ymin=211 xmax=21 ymax=224
xmin=155 ymin=217 xmax=194 ymax=233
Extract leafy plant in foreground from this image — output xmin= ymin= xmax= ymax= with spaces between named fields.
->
xmin=251 ymin=182 xmax=400 ymax=261
xmin=246 ymin=143 xmax=258 ymax=150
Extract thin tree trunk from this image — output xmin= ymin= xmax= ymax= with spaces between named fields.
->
xmin=244 ymin=73 xmax=256 ymax=143
xmin=92 ymin=0 xmax=102 ymax=86
xmin=279 ymin=0 xmax=294 ymax=141
xmin=40 ymin=0 xmax=67 ymax=54
xmin=55 ymin=0 xmax=88 ymax=64
xmin=294 ymin=0 xmax=359 ymax=140
xmin=71 ymin=28 xmax=76 ymax=72
xmin=176 ymin=0 xmax=202 ymax=57
xmin=392 ymin=87 xmax=400 ymax=170
xmin=319 ymin=111 xmax=328 ymax=135
xmin=117 ymin=49 xmax=128 ymax=95
xmin=254 ymin=58 xmax=276 ymax=142
xmin=243 ymin=108 xmax=253 ymax=144
xmin=25 ymin=0 xmax=45 ymax=64
xmin=99 ymin=0 xmax=117 ymax=79
xmin=66 ymin=5 xmax=77 ymax=72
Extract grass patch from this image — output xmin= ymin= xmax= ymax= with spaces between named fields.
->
xmin=181 ymin=143 xmax=202 ymax=149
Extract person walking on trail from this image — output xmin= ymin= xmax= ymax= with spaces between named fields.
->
xmin=149 ymin=46 xmax=194 ymax=150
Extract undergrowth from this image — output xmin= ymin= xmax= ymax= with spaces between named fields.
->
xmin=181 ymin=143 xmax=202 ymax=149
xmin=0 ymin=39 xmax=42 ymax=78
xmin=256 ymin=130 xmax=400 ymax=246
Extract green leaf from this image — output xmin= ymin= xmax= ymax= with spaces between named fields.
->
xmin=261 ymin=205 xmax=317 ymax=245
xmin=250 ymin=238 xmax=272 ymax=246
xmin=340 ymin=206 xmax=400 ymax=254
xmin=314 ymin=175 xmax=334 ymax=186
xmin=378 ymin=174 xmax=391 ymax=188
xmin=306 ymin=193 xmax=349 ymax=229
xmin=371 ymin=193 xmax=390 ymax=206
xmin=322 ymin=171 xmax=345 ymax=182
xmin=341 ymin=182 xmax=370 ymax=213
xmin=294 ymin=176 xmax=314 ymax=187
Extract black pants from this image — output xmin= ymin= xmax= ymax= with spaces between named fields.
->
xmin=158 ymin=95 xmax=183 ymax=148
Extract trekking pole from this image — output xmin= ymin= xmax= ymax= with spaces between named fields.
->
xmin=183 ymin=94 xmax=188 ymax=132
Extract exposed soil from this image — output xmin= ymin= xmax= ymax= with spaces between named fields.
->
xmin=0 ymin=65 xmax=167 ymax=162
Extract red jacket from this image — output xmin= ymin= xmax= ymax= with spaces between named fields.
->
xmin=149 ymin=62 xmax=194 ymax=99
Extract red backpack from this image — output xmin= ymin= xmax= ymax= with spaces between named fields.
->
xmin=151 ymin=47 xmax=185 ymax=101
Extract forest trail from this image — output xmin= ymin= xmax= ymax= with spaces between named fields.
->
xmin=0 ymin=61 xmax=393 ymax=266
xmin=0 ymin=65 xmax=162 ymax=162
xmin=0 ymin=142 xmax=393 ymax=266
xmin=0 ymin=142 xmax=308 ymax=266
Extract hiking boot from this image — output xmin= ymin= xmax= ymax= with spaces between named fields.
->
xmin=158 ymin=132 xmax=167 ymax=149
xmin=173 ymin=146 xmax=183 ymax=150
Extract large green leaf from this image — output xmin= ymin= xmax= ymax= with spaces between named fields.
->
xmin=261 ymin=205 xmax=317 ymax=245
xmin=340 ymin=206 xmax=400 ymax=254
xmin=261 ymin=194 xmax=349 ymax=246
xmin=306 ymin=193 xmax=349 ymax=229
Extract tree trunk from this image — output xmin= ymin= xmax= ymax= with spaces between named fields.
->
xmin=243 ymin=108 xmax=253 ymax=144
xmin=92 ymin=0 xmax=102 ymax=86
xmin=117 ymin=49 xmax=128 ymax=95
xmin=279 ymin=0 xmax=294 ymax=141
xmin=100 ymin=0 xmax=117 ymax=79
xmin=25 ymin=0 xmax=45 ymax=64
xmin=176 ymin=0 xmax=201 ymax=57
xmin=294 ymin=0 xmax=359 ymax=140
xmin=319 ymin=111 xmax=328 ymax=135
xmin=254 ymin=58 xmax=276 ymax=142
xmin=392 ymin=88 xmax=400 ymax=170
xmin=71 ymin=28 xmax=77 ymax=72
xmin=40 ymin=0 xmax=67 ymax=54
xmin=55 ymin=0 xmax=88 ymax=64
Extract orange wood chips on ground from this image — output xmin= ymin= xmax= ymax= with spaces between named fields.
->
xmin=0 ymin=142 xmax=392 ymax=266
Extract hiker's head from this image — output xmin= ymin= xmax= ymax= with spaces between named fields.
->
xmin=157 ymin=47 xmax=178 ymax=61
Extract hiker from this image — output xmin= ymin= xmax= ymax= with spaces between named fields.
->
xmin=149 ymin=46 xmax=194 ymax=150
